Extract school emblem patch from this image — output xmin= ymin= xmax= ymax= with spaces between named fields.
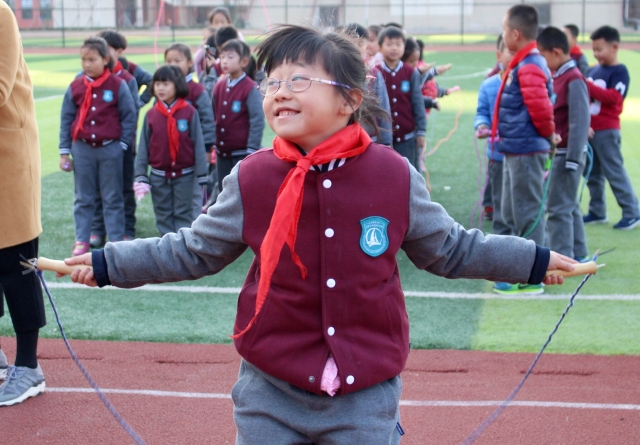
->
xmin=177 ymin=119 xmax=188 ymax=132
xmin=400 ymin=81 xmax=410 ymax=93
xmin=359 ymin=216 xmax=390 ymax=257
xmin=102 ymin=90 xmax=114 ymax=102
xmin=231 ymin=100 xmax=242 ymax=113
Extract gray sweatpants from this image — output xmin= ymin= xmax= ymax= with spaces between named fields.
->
xmin=587 ymin=129 xmax=640 ymax=219
xmin=233 ymin=360 xmax=403 ymax=445
xmin=502 ymin=153 xmax=547 ymax=245
xmin=393 ymin=138 xmax=419 ymax=172
xmin=488 ymin=160 xmax=510 ymax=236
xmin=547 ymin=153 xmax=589 ymax=258
xmin=149 ymin=173 xmax=198 ymax=236
xmin=71 ymin=140 xmax=124 ymax=243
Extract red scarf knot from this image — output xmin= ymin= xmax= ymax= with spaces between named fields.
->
xmin=154 ymin=98 xmax=190 ymax=165
xmin=72 ymin=68 xmax=112 ymax=142
xmin=232 ymin=124 xmax=372 ymax=339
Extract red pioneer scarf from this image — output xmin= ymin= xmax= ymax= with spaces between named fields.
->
xmin=112 ymin=60 xmax=124 ymax=74
xmin=72 ymin=68 xmax=112 ymax=142
xmin=570 ymin=45 xmax=583 ymax=57
xmin=154 ymin=98 xmax=190 ymax=165
xmin=232 ymin=124 xmax=372 ymax=338
xmin=490 ymin=41 xmax=538 ymax=146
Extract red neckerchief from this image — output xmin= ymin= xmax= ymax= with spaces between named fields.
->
xmin=570 ymin=45 xmax=583 ymax=57
xmin=154 ymin=99 xmax=190 ymax=164
xmin=490 ymin=41 xmax=538 ymax=146
xmin=112 ymin=61 xmax=124 ymax=74
xmin=73 ymin=68 xmax=112 ymax=142
xmin=232 ymin=124 xmax=372 ymax=338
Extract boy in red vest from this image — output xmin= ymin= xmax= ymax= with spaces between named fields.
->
xmin=583 ymin=26 xmax=640 ymax=230
xmin=563 ymin=24 xmax=590 ymax=76
xmin=377 ymin=26 xmax=427 ymax=171
xmin=538 ymin=27 xmax=590 ymax=261
xmin=213 ymin=39 xmax=264 ymax=191
xmin=493 ymin=5 xmax=559 ymax=295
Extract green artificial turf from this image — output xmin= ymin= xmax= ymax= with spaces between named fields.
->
xmin=3 ymin=48 xmax=638 ymax=354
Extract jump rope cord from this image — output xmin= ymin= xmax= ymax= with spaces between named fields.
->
xmin=460 ymin=257 xmax=598 ymax=445
xmin=36 ymin=271 xmax=147 ymax=445
xmin=579 ymin=143 xmax=594 ymax=203
xmin=426 ymin=93 xmax=464 ymax=157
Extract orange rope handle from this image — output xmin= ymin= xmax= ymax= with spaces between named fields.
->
xmin=426 ymin=93 xmax=464 ymax=157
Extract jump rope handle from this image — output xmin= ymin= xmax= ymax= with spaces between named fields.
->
xmin=545 ymin=261 xmax=599 ymax=278
xmin=37 ymin=257 xmax=93 ymax=275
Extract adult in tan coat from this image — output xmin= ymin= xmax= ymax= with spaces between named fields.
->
xmin=0 ymin=2 xmax=47 ymax=407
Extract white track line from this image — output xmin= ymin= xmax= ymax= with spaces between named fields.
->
xmin=45 ymin=282 xmax=640 ymax=301
xmin=46 ymin=387 xmax=640 ymax=410
xmin=34 ymin=94 xmax=64 ymax=102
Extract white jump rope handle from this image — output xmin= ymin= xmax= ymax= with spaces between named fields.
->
xmin=37 ymin=257 xmax=93 ymax=275
xmin=545 ymin=261 xmax=600 ymax=278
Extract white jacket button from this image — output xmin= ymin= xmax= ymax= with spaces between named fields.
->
xmin=323 ymin=179 xmax=332 ymax=189
xmin=346 ymin=375 xmax=354 ymax=385
xmin=326 ymin=279 xmax=335 ymax=288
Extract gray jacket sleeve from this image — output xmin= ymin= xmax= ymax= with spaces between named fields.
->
xmin=191 ymin=110 xmax=209 ymax=184
xmin=127 ymin=77 xmax=141 ymax=116
xmin=565 ymin=78 xmax=590 ymax=169
xmin=246 ymin=87 xmax=265 ymax=151
xmin=134 ymin=114 xmax=151 ymax=183
xmin=420 ymin=67 xmax=437 ymax=85
xmin=401 ymin=160 xmax=537 ymax=283
xmin=117 ymin=81 xmax=137 ymax=148
xmin=578 ymin=54 xmax=590 ymax=77
xmin=195 ymin=91 xmax=216 ymax=149
xmin=375 ymin=71 xmax=393 ymax=146
xmin=59 ymin=87 xmax=77 ymax=155
xmin=135 ymin=66 xmax=154 ymax=106
xmin=103 ymin=163 xmax=248 ymax=288
xmin=410 ymin=69 xmax=428 ymax=137
xmin=203 ymin=72 xmax=219 ymax=100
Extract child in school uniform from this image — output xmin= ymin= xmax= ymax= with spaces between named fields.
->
xmin=493 ymin=5 xmax=559 ymax=295
xmin=583 ymin=26 xmax=640 ymax=230
xmin=537 ymin=27 xmax=590 ymax=260
xmin=474 ymin=37 xmax=512 ymax=236
xmin=213 ymin=39 xmax=265 ymax=191
xmin=89 ymin=30 xmax=141 ymax=248
xmin=58 ymin=37 xmax=137 ymax=256
xmin=65 ymin=25 xmax=575 ymax=444
xmin=377 ymin=26 xmax=427 ymax=171
xmin=564 ymin=24 xmax=591 ymax=76
xmin=134 ymin=66 xmax=208 ymax=236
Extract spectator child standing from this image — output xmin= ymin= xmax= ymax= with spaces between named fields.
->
xmin=134 ymin=66 xmax=208 ymax=236
xmin=583 ymin=26 xmax=640 ymax=230
xmin=474 ymin=38 xmax=512 ymax=236
xmin=493 ymin=5 xmax=558 ymax=295
xmin=213 ymin=40 xmax=264 ymax=191
xmin=377 ymin=26 xmax=427 ymax=171
xmin=194 ymin=26 xmax=218 ymax=80
xmin=208 ymin=6 xmax=244 ymax=41
xmin=89 ymin=30 xmax=141 ymax=248
xmin=537 ymin=27 xmax=590 ymax=260
xmin=564 ymin=24 xmax=590 ymax=76
xmin=65 ymin=25 xmax=574 ymax=443
xmin=366 ymin=25 xmax=384 ymax=67
xmin=59 ymin=38 xmax=137 ymax=256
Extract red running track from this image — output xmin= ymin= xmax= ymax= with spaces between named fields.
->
xmin=1 ymin=337 xmax=639 ymax=444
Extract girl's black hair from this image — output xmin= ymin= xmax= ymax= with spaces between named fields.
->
xmin=150 ymin=65 xmax=189 ymax=99
xmin=402 ymin=38 xmax=419 ymax=62
xmin=216 ymin=26 xmax=239 ymax=49
xmin=98 ymin=30 xmax=127 ymax=50
xmin=415 ymin=39 xmax=425 ymax=62
xmin=378 ymin=26 xmax=405 ymax=46
xmin=220 ymin=39 xmax=249 ymax=59
xmin=336 ymin=23 xmax=368 ymax=40
xmin=208 ymin=6 xmax=233 ymax=25
xmin=256 ymin=25 xmax=388 ymax=136
xmin=367 ymin=24 xmax=382 ymax=38
xmin=165 ymin=43 xmax=193 ymax=73
xmin=82 ymin=37 xmax=114 ymax=71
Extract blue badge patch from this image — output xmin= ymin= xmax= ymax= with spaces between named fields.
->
xmin=177 ymin=119 xmax=188 ymax=132
xmin=102 ymin=90 xmax=114 ymax=102
xmin=400 ymin=80 xmax=410 ymax=93
xmin=360 ymin=216 xmax=390 ymax=257
xmin=231 ymin=100 xmax=242 ymax=113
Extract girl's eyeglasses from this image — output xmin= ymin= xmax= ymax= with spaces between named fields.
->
xmin=259 ymin=73 xmax=351 ymax=97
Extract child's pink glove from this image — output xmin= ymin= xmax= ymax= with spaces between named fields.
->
xmin=134 ymin=182 xmax=151 ymax=203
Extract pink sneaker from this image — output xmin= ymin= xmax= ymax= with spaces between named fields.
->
xmin=72 ymin=241 xmax=90 ymax=256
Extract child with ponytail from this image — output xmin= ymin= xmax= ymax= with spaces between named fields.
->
xmin=65 ymin=26 xmax=575 ymax=444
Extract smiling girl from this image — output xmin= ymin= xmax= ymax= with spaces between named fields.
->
xmin=65 ymin=26 xmax=575 ymax=444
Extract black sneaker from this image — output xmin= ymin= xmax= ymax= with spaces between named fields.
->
xmin=613 ymin=217 xmax=640 ymax=230
xmin=583 ymin=213 xmax=608 ymax=225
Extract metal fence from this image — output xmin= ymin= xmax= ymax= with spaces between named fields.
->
xmin=12 ymin=0 xmax=640 ymax=48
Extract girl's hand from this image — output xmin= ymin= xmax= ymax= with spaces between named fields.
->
xmin=416 ymin=135 xmax=426 ymax=152
xmin=436 ymin=64 xmax=452 ymax=75
xmin=60 ymin=155 xmax=73 ymax=172
xmin=543 ymin=252 xmax=577 ymax=286
xmin=62 ymin=254 xmax=97 ymax=287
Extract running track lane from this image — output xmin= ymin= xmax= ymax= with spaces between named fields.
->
xmin=0 ymin=338 xmax=639 ymax=444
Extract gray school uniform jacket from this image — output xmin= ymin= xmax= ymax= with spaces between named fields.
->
xmin=93 ymin=156 xmax=548 ymax=290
